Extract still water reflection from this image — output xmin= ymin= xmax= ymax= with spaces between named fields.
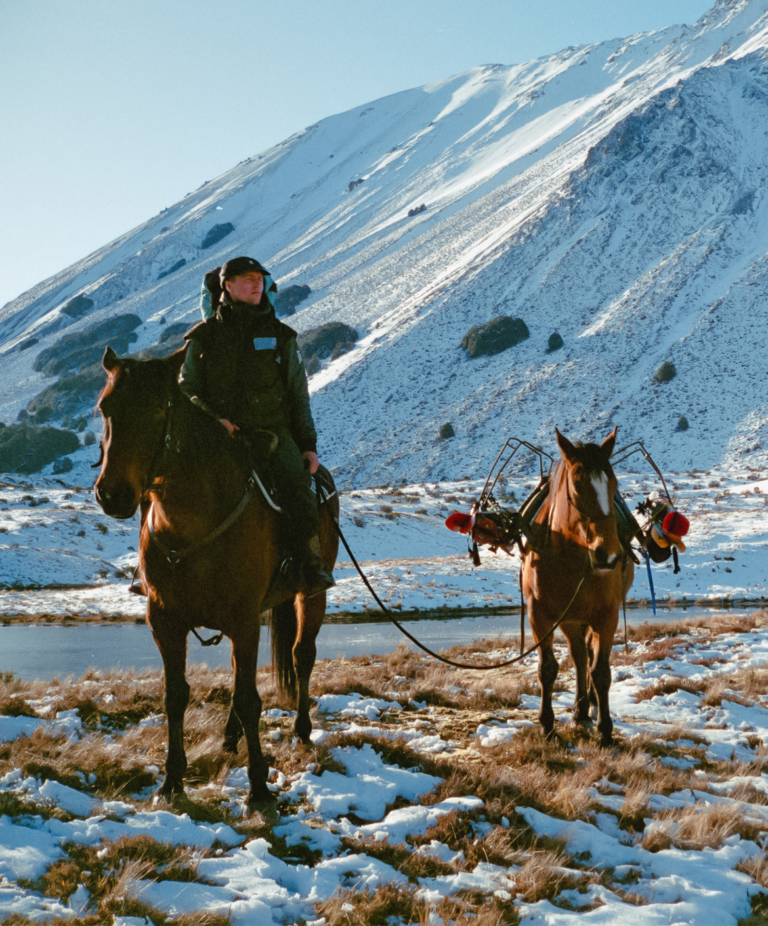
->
xmin=0 ymin=607 xmax=751 ymax=682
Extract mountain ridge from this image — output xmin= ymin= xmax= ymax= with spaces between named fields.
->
xmin=2 ymin=0 xmax=768 ymax=487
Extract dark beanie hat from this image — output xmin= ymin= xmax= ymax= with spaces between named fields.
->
xmin=220 ymin=256 xmax=267 ymax=286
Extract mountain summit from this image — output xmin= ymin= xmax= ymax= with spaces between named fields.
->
xmin=2 ymin=0 xmax=768 ymax=485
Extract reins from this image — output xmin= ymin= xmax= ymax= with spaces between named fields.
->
xmin=332 ymin=514 xmax=588 ymax=671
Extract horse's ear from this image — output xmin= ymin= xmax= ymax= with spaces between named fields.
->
xmin=600 ymin=425 xmax=618 ymax=458
xmin=102 ymin=346 xmax=119 ymax=371
xmin=556 ymin=427 xmax=578 ymax=462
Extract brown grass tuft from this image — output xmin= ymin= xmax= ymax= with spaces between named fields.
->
xmin=641 ymin=802 xmax=765 ymax=852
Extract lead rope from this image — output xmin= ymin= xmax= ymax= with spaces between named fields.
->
xmin=333 ymin=515 xmax=586 ymax=671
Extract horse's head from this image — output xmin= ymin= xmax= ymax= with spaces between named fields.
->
xmin=554 ymin=425 xmax=621 ymax=572
xmin=94 ymin=346 xmax=185 ymax=519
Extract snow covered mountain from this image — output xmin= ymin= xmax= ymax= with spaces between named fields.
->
xmin=2 ymin=0 xmax=768 ymax=488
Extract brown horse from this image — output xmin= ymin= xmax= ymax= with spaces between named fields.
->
xmin=521 ymin=426 xmax=633 ymax=746
xmin=94 ymin=346 xmax=339 ymax=804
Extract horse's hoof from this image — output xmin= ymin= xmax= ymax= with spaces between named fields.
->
xmin=157 ymin=779 xmax=184 ymax=799
xmin=599 ymin=733 xmax=614 ymax=748
xmin=294 ymin=719 xmax=312 ymax=744
xmin=248 ymin=785 xmax=276 ymax=807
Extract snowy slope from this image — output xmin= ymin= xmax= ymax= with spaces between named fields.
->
xmin=1 ymin=0 xmax=768 ymax=490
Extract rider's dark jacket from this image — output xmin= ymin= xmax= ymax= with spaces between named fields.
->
xmin=178 ymin=301 xmax=317 ymax=454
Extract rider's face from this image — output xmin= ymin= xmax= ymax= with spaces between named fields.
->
xmin=225 ymin=271 xmax=265 ymax=306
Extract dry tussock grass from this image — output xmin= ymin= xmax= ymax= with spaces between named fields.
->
xmin=2 ymin=613 xmax=767 ymax=924
xmin=641 ymin=801 xmax=765 ymax=852
xmin=12 ymin=834 xmax=228 ymax=926
xmin=633 ymin=677 xmax=705 ymax=703
xmin=316 ymin=884 xmax=422 ymax=926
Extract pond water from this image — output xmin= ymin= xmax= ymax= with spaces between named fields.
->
xmin=0 ymin=607 xmax=752 ymax=681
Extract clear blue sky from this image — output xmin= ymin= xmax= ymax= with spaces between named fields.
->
xmin=1 ymin=0 xmax=712 ymax=310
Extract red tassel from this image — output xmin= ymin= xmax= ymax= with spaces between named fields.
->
xmin=445 ymin=512 xmax=474 ymax=534
xmin=663 ymin=510 xmax=689 ymax=538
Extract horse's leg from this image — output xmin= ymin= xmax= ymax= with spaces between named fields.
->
xmin=537 ymin=637 xmax=559 ymax=738
xmin=524 ymin=562 xmax=560 ymax=739
xmin=293 ymin=591 xmax=324 ymax=744
xmin=589 ymin=627 xmax=614 ymax=746
xmin=154 ymin=624 xmax=190 ymax=797
xmin=223 ymin=700 xmax=244 ymax=754
xmin=563 ymin=624 xmax=591 ymax=724
xmin=231 ymin=627 xmax=272 ymax=805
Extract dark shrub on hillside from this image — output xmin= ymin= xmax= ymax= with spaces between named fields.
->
xmin=330 ymin=341 xmax=356 ymax=361
xmin=461 ymin=315 xmax=530 ymax=358
xmin=676 ymin=416 xmax=689 ymax=431
xmin=305 ymin=354 xmax=321 ymax=376
xmin=347 ymin=179 xmax=364 ymax=192
xmin=26 ymin=364 xmax=105 ymax=421
xmin=655 ymin=361 xmax=676 ymax=383
xmin=547 ymin=331 xmax=564 ymax=353
xmin=61 ymin=294 xmax=95 ymax=318
xmin=439 ymin=422 xmax=455 ymax=440
xmin=408 ymin=204 xmax=427 ymax=217
xmin=298 ymin=323 xmax=358 ymax=362
xmin=158 ymin=321 xmax=189 ymax=345
xmin=18 ymin=337 xmax=39 ymax=352
xmin=275 ymin=284 xmax=311 ymax=317
xmin=33 ymin=315 xmax=142 ymax=377
xmin=53 ymin=456 xmax=74 ymax=474
xmin=157 ymin=258 xmax=187 ymax=280
xmin=201 ymin=223 xmax=234 ymax=249
xmin=0 ymin=425 xmax=80 ymax=475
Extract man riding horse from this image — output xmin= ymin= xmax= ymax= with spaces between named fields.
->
xmin=178 ymin=255 xmax=335 ymax=598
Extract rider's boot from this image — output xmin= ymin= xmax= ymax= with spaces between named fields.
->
xmin=128 ymin=565 xmax=147 ymax=596
xmin=299 ymin=535 xmax=335 ymax=598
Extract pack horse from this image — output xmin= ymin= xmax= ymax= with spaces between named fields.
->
xmin=94 ymin=346 xmax=339 ymax=805
xmin=522 ymin=427 xmax=633 ymax=745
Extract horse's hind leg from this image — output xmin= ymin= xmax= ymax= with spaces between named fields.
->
xmin=563 ymin=625 xmax=591 ymax=724
xmin=231 ymin=629 xmax=272 ymax=805
xmin=589 ymin=631 xmax=614 ymax=746
xmin=293 ymin=592 xmax=324 ymax=744
xmin=154 ymin=625 xmax=190 ymax=797
xmin=223 ymin=703 xmax=243 ymax=754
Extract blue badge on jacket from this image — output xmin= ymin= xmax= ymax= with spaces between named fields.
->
xmin=253 ymin=337 xmax=277 ymax=351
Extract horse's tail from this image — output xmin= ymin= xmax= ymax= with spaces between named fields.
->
xmin=270 ymin=598 xmax=297 ymax=706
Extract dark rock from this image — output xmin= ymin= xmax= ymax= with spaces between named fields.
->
xmin=547 ymin=332 xmax=564 ymax=353
xmin=61 ymin=294 xmax=95 ymax=318
xmin=26 ymin=364 xmax=106 ymax=421
xmin=655 ymin=361 xmax=676 ymax=383
xmin=157 ymin=321 xmax=189 ymax=345
xmin=439 ymin=422 xmax=455 ymax=440
xmin=298 ymin=322 xmax=358 ymax=361
xmin=275 ymin=284 xmax=311 ymax=317
xmin=330 ymin=341 xmax=355 ymax=361
xmin=461 ymin=316 xmax=530 ymax=358
xmin=17 ymin=337 xmax=39 ymax=352
xmin=347 ymin=179 xmax=364 ymax=192
xmin=201 ymin=222 xmax=235 ymax=249
xmin=0 ymin=425 xmax=81 ymax=475
xmin=157 ymin=258 xmax=187 ymax=279
xmin=730 ymin=191 xmax=755 ymax=216
xmin=408 ymin=204 xmax=427 ymax=217
xmin=33 ymin=314 xmax=142 ymax=377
